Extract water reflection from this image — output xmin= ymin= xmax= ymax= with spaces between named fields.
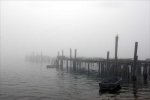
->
xmin=0 ymin=59 xmax=150 ymax=100
xmin=133 ymin=80 xmax=138 ymax=99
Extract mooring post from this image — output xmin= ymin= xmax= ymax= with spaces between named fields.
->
xmin=127 ymin=64 xmax=130 ymax=80
xmin=143 ymin=63 xmax=148 ymax=82
xmin=75 ymin=49 xmax=77 ymax=59
xmin=61 ymin=49 xmax=64 ymax=67
xmin=73 ymin=49 xmax=77 ymax=71
xmin=149 ymin=64 xmax=150 ymax=76
xmin=70 ymin=48 xmax=72 ymax=59
xmin=107 ymin=51 xmax=110 ymax=74
xmin=107 ymin=51 xmax=109 ymax=61
xmin=98 ymin=62 xmax=101 ymax=76
xmin=115 ymin=35 xmax=119 ymax=67
xmin=101 ymin=63 xmax=104 ymax=77
xmin=70 ymin=48 xmax=72 ymax=67
xmin=88 ymin=63 xmax=90 ymax=75
xmin=66 ymin=60 xmax=68 ymax=70
xmin=57 ymin=51 xmax=60 ymax=66
xmin=115 ymin=35 xmax=118 ymax=74
xmin=132 ymin=42 xmax=138 ymax=81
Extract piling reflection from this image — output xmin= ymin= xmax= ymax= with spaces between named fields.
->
xmin=133 ymin=80 xmax=138 ymax=99
xmin=24 ymin=57 xmax=150 ymax=100
xmin=54 ymin=62 xmax=150 ymax=99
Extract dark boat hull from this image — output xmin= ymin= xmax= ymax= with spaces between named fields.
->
xmin=99 ymin=77 xmax=122 ymax=92
xmin=99 ymin=83 xmax=121 ymax=92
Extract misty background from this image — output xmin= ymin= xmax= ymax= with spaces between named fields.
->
xmin=0 ymin=0 xmax=150 ymax=64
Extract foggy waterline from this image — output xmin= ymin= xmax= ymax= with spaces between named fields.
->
xmin=0 ymin=57 xmax=150 ymax=100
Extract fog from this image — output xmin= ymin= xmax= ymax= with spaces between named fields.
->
xmin=1 ymin=0 xmax=150 ymax=62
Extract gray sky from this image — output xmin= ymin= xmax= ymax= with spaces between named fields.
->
xmin=0 ymin=0 xmax=150 ymax=60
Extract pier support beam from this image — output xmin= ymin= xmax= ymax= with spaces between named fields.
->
xmin=115 ymin=35 xmax=119 ymax=68
xmin=98 ymin=62 xmax=101 ymax=76
xmin=66 ymin=60 xmax=68 ymax=70
xmin=143 ymin=63 xmax=148 ymax=82
xmin=132 ymin=42 xmax=138 ymax=81
xmin=88 ymin=63 xmax=90 ymax=75
xmin=107 ymin=51 xmax=110 ymax=74
xmin=60 ymin=50 xmax=64 ymax=68
xmin=75 ymin=49 xmax=77 ymax=59
xmin=70 ymin=48 xmax=72 ymax=68
xmin=57 ymin=51 xmax=60 ymax=66
xmin=73 ymin=49 xmax=77 ymax=71
xmin=101 ymin=63 xmax=104 ymax=77
xmin=70 ymin=48 xmax=72 ymax=59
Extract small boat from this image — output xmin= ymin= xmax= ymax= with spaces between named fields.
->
xmin=99 ymin=77 xmax=122 ymax=92
xmin=46 ymin=65 xmax=56 ymax=68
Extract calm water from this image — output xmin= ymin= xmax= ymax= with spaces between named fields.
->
xmin=0 ymin=59 xmax=150 ymax=100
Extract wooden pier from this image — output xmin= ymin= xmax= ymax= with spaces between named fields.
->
xmin=56 ymin=35 xmax=150 ymax=81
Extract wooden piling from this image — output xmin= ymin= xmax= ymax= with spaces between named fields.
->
xmin=57 ymin=51 xmax=60 ymax=66
xmin=143 ymin=63 xmax=148 ymax=81
xmin=132 ymin=42 xmax=138 ymax=81
xmin=70 ymin=48 xmax=72 ymax=59
xmin=115 ymin=35 xmax=119 ymax=67
xmin=61 ymin=50 xmax=64 ymax=67
xmin=75 ymin=49 xmax=77 ymax=59
xmin=98 ymin=62 xmax=100 ymax=76
xmin=73 ymin=49 xmax=77 ymax=71
xmin=107 ymin=51 xmax=110 ymax=74
xmin=107 ymin=51 xmax=109 ymax=61
xmin=88 ymin=63 xmax=90 ymax=75
xmin=66 ymin=60 xmax=68 ymax=70
xmin=101 ymin=63 xmax=104 ymax=77
xmin=69 ymin=48 xmax=72 ymax=68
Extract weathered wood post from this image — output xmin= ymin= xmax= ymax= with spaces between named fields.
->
xmin=61 ymin=49 xmax=64 ymax=68
xmin=115 ymin=35 xmax=119 ymax=75
xmin=70 ymin=48 xmax=72 ymax=59
xmin=57 ymin=51 xmax=60 ymax=66
xmin=101 ymin=63 xmax=104 ymax=77
xmin=88 ymin=63 xmax=90 ymax=75
xmin=66 ymin=60 xmax=68 ymax=70
xmin=107 ymin=51 xmax=110 ymax=62
xmin=98 ymin=62 xmax=101 ymax=76
xmin=115 ymin=35 xmax=118 ymax=63
xmin=73 ymin=49 xmax=77 ymax=71
xmin=143 ymin=63 xmax=148 ymax=82
xmin=75 ymin=49 xmax=77 ymax=59
xmin=107 ymin=51 xmax=109 ymax=74
xmin=127 ymin=64 xmax=130 ymax=80
xmin=75 ymin=49 xmax=77 ymax=70
xmin=149 ymin=64 xmax=150 ymax=76
xmin=132 ymin=42 xmax=138 ymax=81
xmin=70 ymin=48 xmax=72 ymax=67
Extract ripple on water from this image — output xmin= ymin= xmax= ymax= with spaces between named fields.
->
xmin=1 ymin=62 xmax=150 ymax=100
xmin=0 ymin=95 xmax=16 ymax=100
xmin=14 ymin=96 xmax=37 ymax=100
